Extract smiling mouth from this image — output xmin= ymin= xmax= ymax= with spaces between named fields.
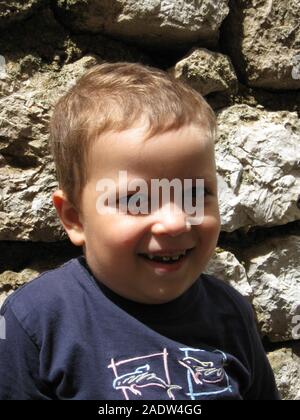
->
xmin=138 ymin=248 xmax=194 ymax=264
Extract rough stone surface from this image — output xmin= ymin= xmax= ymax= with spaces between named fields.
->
xmin=0 ymin=7 xmax=151 ymax=92
xmin=169 ymin=47 xmax=238 ymax=97
xmin=222 ymin=0 xmax=300 ymax=90
xmin=0 ymin=54 xmax=99 ymax=240
xmin=53 ymin=0 xmax=229 ymax=49
xmin=0 ymin=268 xmax=40 ymax=306
xmin=242 ymin=235 xmax=300 ymax=342
xmin=268 ymin=343 xmax=300 ymax=400
xmin=216 ymin=105 xmax=300 ymax=232
xmin=0 ymin=240 xmax=82 ymax=305
xmin=0 ymin=0 xmax=43 ymax=28
xmin=205 ymin=248 xmax=253 ymax=299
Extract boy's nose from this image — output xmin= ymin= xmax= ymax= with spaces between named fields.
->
xmin=150 ymin=204 xmax=191 ymax=237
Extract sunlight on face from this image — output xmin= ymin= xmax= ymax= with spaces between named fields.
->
xmin=80 ymin=123 xmax=221 ymax=304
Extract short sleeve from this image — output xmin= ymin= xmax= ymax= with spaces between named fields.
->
xmin=0 ymin=302 xmax=53 ymax=400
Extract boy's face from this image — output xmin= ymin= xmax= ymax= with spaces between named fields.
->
xmin=62 ymin=123 xmax=220 ymax=304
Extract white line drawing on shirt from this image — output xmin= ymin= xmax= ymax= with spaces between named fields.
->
xmin=178 ymin=347 xmax=232 ymax=400
xmin=178 ymin=356 xmax=225 ymax=385
xmin=108 ymin=348 xmax=182 ymax=400
xmin=112 ymin=363 xmax=181 ymax=399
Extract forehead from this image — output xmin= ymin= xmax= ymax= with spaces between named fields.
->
xmin=89 ymin=123 xmax=215 ymax=180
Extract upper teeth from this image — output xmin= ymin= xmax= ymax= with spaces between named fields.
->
xmin=145 ymin=250 xmax=187 ymax=261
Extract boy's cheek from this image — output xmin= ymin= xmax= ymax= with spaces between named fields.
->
xmin=93 ymin=220 xmax=140 ymax=247
xmin=200 ymin=214 xmax=221 ymax=238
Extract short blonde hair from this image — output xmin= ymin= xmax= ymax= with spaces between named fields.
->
xmin=49 ymin=62 xmax=216 ymax=210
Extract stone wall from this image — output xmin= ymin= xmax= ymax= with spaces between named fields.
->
xmin=0 ymin=0 xmax=299 ymax=399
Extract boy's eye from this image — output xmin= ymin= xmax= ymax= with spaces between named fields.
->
xmin=184 ymin=186 xmax=210 ymax=199
xmin=118 ymin=193 xmax=149 ymax=209
xmin=114 ymin=186 xmax=210 ymax=214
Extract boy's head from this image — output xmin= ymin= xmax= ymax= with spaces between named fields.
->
xmin=50 ymin=62 xmax=221 ymax=304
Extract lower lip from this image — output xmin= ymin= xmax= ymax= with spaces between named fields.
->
xmin=139 ymin=249 xmax=193 ymax=274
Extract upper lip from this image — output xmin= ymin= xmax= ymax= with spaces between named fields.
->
xmin=138 ymin=247 xmax=194 ymax=256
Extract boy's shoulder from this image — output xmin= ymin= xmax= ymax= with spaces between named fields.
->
xmin=0 ymin=257 xmax=88 ymax=325
xmin=200 ymin=272 xmax=254 ymax=323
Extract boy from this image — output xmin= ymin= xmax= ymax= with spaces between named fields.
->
xmin=0 ymin=62 xmax=280 ymax=400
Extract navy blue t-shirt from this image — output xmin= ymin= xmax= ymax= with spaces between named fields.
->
xmin=0 ymin=256 xmax=280 ymax=400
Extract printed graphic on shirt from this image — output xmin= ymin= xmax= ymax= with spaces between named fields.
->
xmin=178 ymin=347 xmax=232 ymax=400
xmin=108 ymin=348 xmax=181 ymax=400
xmin=108 ymin=346 xmax=232 ymax=400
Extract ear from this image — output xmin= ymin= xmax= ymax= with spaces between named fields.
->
xmin=52 ymin=189 xmax=85 ymax=247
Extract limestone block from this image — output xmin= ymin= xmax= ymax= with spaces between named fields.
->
xmin=222 ymin=0 xmax=300 ymax=90
xmin=268 ymin=343 xmax=300 ymax=400
xmin=216 ymin=105 xmax=300 ymax=232
xmin=0 ymin=55 xmax=98 ymax=240
xmin=243 ymin=235 xmax=300 ymax=342
xmin=169 ymin=48 xmax=238 ymax=96
xmin=205 ymin=248 xmax=253 ymax=300
xmin=53 ymin=0 xmax=229 ymax=49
